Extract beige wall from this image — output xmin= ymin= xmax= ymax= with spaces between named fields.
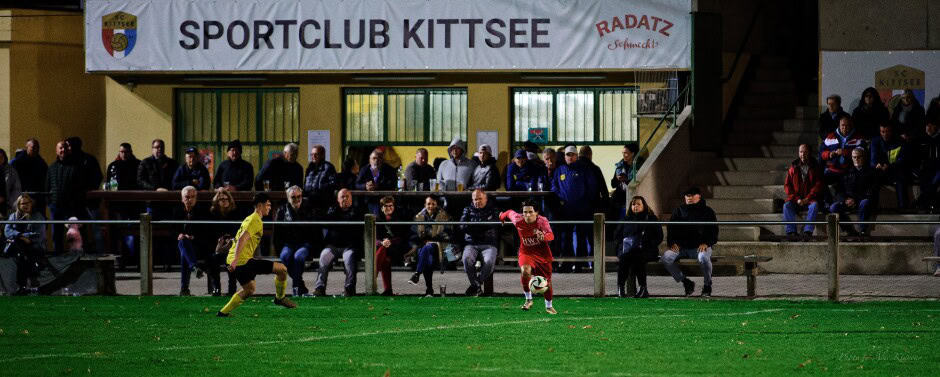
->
xmin=821 ymin=0 xmax=940 ymax=50
xmin=0 ymin=46 xmax=9 ymax=152
xmin=5 ymin=9 xmax=105 ymax=164
xmin=105 ymin=79 xmax=174 ymax=159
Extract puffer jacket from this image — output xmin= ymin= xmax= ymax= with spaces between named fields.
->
xmin=617 ymin=211 xmax=663 ymax=261
xmin=459 ymin=201 xmax=500 ymax=245
xmin=324 ymin=204 xmax=364 ymax=249
xmin=411 ymin=207 xmax=452 ymax=251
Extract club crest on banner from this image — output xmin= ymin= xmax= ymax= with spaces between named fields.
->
xmin=101 ymin=11 xmax=137 ymax=59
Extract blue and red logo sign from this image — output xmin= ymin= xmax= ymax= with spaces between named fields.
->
xmin=101 ymin=11 xmax=137 ymax=59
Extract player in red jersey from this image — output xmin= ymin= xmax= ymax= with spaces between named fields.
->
xmin=500 ymin=200 xmax=557 ymax=315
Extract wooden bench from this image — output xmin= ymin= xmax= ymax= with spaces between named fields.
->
xmin=502 ymin=255 xmax=772 ymax=297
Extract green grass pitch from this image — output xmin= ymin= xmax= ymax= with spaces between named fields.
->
xmin=1 ymin=296 xmax=938 ymax=376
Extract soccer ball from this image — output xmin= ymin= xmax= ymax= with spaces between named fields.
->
xmin=528 ymin=276 xmax=548 ymax=294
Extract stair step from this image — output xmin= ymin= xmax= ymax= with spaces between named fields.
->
xmin=720 ymin=226 xmax=761 ymax=241
xmin=731 ymin=120 xmax=783 ymax=133
xmin=726 ymin=131 xmax=815 ymax=146
xmin=748 ymin=81 xmax=796 ymax=94
xmin=709 ymin=185 xmax=785 ymax=199
xmin=794 ymin=106 xmax=818 ymax=120
xmin=714 ymin=171 xmax=786 ymax=186
xmin=737 ymin=107 xmax=794 ymax=120
xmin=740 ymin=95 xmax=796 ymax=108
xmin=722 ymin=145 xmax=794 ymax=158
xmin=759 ymin=56 xmax=789 ymax=68
xmin=783 ymin=119 xmax=816 ymax=133
xmin=708 ymin=198 xmax=776 ymax=214
xmin=754 ymin=69 xmax=792 ymax=82
xmin=722 ymin=157 xmax=792 ymax=171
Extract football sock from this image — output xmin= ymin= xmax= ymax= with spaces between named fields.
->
xmin=524 ymin=291 xmax=532 ymax=300
xmin=545 ymin=299 xmax=553 ymax=309
xmin=275 ymin=277 xmax=286 ymax=299
xmin=220 ymin=293 xmax=244 ymax=314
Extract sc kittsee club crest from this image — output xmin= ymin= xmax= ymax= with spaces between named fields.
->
xmin=101 ymin=11 xmax=137 ymax=58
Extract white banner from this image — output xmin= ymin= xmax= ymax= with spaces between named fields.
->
xmin=85 ymin=0 xmax=691 ymax=72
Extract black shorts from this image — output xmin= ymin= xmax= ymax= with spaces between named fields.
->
xmin=234 ymin=259 xmax=275 ymax=285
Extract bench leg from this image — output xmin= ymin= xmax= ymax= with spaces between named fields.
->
xmin=745 ymin=262 xmax=756 ymax=298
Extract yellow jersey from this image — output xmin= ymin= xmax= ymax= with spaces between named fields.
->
xmin=226 ymin=212 xmax=263 ymax=266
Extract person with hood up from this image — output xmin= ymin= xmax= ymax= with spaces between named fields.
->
xmin=437 ymin=138 xmax=477 ymax=191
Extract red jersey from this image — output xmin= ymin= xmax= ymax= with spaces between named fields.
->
xmin=500 ymin=210 xmax=554 ymax=264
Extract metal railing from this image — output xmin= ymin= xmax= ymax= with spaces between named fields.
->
xmin=4 ymin=213 xmax=938 ymax=300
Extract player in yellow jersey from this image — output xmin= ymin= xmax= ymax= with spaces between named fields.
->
xmin=217 ymin=193 xmax=296 ymax=317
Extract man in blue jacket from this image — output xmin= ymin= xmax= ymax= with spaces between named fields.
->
xmin=459 ymin=189 xmax=501 ymax=296
xmin=552 ymin=146 xmax=599 ymax=272
xmin=505 ymin=149 xmax=542 ymax=191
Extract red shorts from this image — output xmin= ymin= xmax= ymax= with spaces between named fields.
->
xmin=518 ymin=253 xmax=552 ymax=282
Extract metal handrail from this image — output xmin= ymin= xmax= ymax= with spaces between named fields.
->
xmin=721 ymin=2 xmax=765 ymax=83
xmin=628 ymin=81 xmax=691 ymax=181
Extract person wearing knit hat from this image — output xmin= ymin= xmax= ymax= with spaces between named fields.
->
xmin=471 ymin=144 xmax=500 ymax=190
xmin=214 ymin=139 xmax=255 ymax=191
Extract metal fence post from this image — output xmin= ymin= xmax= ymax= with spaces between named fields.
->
xmin=364 ymin=214 xmax=376 ymax=295
xmin=593 ymin=213 xmax=606 ymax=298
xmin=826 ymin=213 xmax=840 ymax=302
xmin=139 ymin=213 xmax=153 ymax=296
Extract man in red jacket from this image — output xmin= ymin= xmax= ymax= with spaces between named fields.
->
xmin=783 ymin=144 xmax=824 ymax=241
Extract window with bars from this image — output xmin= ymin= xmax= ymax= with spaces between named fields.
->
xmin=344 ymin=88 xmax=467 ymax=145
xmin=175 ymin=88 xmax=300 ymax=171
xmin=512 ymin=88 xmax=638 ymax=145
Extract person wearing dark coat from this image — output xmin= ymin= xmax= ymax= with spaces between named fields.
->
xmin=137 ymin=139 xmax=179 ymax=191
xmin=303 ymin=145 xmax=338 ymax=210
xmin=335 ymin=157 xmax=358 ymax=191
xmin=506 ymin=149 xmax=543 ymax=191
xmin=915 ymin=121 xmax=940 ymax=211
xmin=830 ymin=148 xmax=878 ymax=239
xmin=207 ymin=189 xmax=242 ymax=296
xmin=471 ymin=144 xmax=501 ymax=191
xmin=214 ymin=140 xmax=254 ymax=191
xmin=106 ymin=143 xmax=142 ymax=266
xmin=663 ymin=187 xmax=719 ymax=297
xmin=46 ymin=140 xmax=82 ymax=253
xmin=373 ymin=196 xmax=412 ymax=296
xmin=818 ymin=94 xmax=851 ymax=139
xmin=11 ymin=139 xmax=47 ymax=214
xmin=852 ymin=87 xmax=890 ymax=139
xmin=611 ymin=143 xmax=645 ymax=217
xmin=458 ymin=189 xmax=501 ymax=296
xmin=356 ymin=150 xmax=397 ymax=191
xmin=870 ymin=123 xmax=912 ymax=209
xmin=255 ymin=143 xmax=304 ymax=192
xmin=172 ymin=147 xmax=211 ymax=190
xmin=274 ymin=186 xmax=317 ymax=296
xmin=173 ymin=186 xmax=210 ymax=296
xmin=616 ymin=196 xmax=663 ymax=298
xmin=65 ymin=137 xmax=103 ymax=197
xmin=314 ymin=189 xmax=364 ymax=297
xmin=552 ymin=146 xmax=599 ymax=272
xmin=404 ymin=148 xmax=436 ymax=191
xmin=106 ymin=143 xmax=140 ymax=191
xmin=890 ymin=89 xmax=926 ymax=142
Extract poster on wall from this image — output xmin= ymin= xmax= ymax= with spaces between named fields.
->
xmin=307 ymin=130 xmax=331 ymax=163
xmin=821 ymin=50 xmax=940 ymax=111
xmin=85 ymin=0 xmax=691 ymax=72
xmin=476 ymin=130 xmax=499 ymax=157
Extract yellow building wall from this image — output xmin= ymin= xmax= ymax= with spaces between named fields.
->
xmin=105 ymin=79 xmax=175 ymax=159
xmin=0 ymin=46 xmax=9 ymax=152
xmin=7 ymin=9 xmax=105 ymax=164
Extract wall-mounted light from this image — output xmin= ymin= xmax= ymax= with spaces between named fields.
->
xmin=520 ymin=74 xmax=607 ymax=81
xmin=351 ymin=75 xmax=437 ymax=82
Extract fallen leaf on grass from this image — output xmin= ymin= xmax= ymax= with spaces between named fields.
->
xmin=789 ymin=314 xmax=800 ymax=319
xmin=582 ymin=325 xmax=592 ymax=329
xmin=213 ymin=355 xmax=222 ymax=361
xmin=153 ymin=336 xmax=160 ymax=341
xmin=740 ymin=322 xmax=747 ymax=327
xmin=567 ymin=325 xmax=576 ymax=329
xmin=383 ymin=369 xmax=391 ymax=377
xmin=547 ymin=347 xmax=554 ymax=352
xmin=736 ymin=341 xmax=745 ymax=345
xmin=20 ymin=330 xmax=28 ymax=335
xmin=203 ymin=307 xmax=209 ymax=313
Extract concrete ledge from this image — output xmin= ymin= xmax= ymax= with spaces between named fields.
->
xmin=716 ymin=241 xmax=933 ymax=275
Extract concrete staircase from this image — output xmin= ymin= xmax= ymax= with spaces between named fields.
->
xmin=704 ymin=56 xmax=933 ymax=242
